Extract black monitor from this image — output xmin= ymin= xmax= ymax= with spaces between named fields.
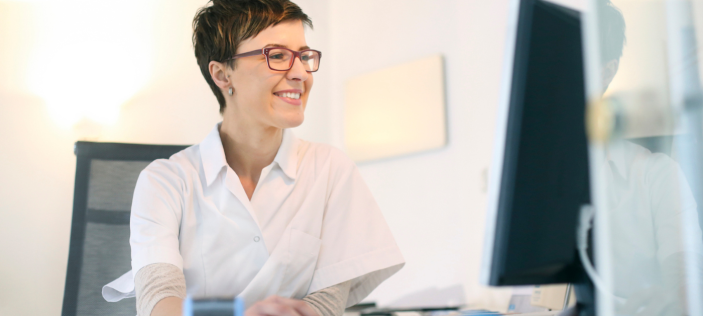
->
xmin=480 ymin=0 xmax=594 ymax=314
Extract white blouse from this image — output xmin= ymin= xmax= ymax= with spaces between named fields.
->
xmin=604 ymin=140 xmax=703 ymax=299
xmin=102 ymin=123 xmax=404 ymax=308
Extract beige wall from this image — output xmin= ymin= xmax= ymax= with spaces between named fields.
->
xmin=0 ymin=0 xmax=523 ymax=314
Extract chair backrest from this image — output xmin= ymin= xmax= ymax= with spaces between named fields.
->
xmin=62 ymin=141 xmax=189 ymax=316
xmin=628 ymin=136 xmax=674 ymax=156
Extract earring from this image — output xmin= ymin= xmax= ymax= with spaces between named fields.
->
xmin=228 ymin=87 xmax=233 ymax=96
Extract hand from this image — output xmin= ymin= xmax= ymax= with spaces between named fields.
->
xmin=150 ymin=296 xmax=183 ymax=316
xmin=245 ymin=295 xmax=319 ymax=316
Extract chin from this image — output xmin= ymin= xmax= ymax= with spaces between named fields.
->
xmin=287 ymin=118 xmax=304 ymax=128
xmin=278 ymin=114 xmax=304 ymax=129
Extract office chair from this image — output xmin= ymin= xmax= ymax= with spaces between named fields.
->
xmin=62 ymin=141 xmax=189 ymax=316
xmin=628 ymin=135 xmax=674 ymax=156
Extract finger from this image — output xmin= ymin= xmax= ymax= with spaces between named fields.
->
xmin=273 ymin=297 xmax=318 ymax=316
xmin=246 ymin=300 xmax=280 ymax=316
xmin=257 ymin=301 xmax=303 ymax=316
xmin=245 ymin=305 xmax=262 ymax=316
xmin=246 ymin=302 xmax=272 ymax=316
xmin=291 ymin=300 xmax=318 ymax=316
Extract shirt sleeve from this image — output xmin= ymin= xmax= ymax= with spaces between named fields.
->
xmin=135 ymin=263 xmax=186 ymax=316
xmin=648 ymin=153 xmax=703 ymax=261
xmin=308 ymin=149 xmax=405 ymax=307
xmin=130 ymin=161 xmax=186 ymax=277
xmin=303 ymin=280 xmax=351 ymax=316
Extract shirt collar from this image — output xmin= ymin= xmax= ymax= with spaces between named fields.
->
xmin=200 ymin=123 xmax=228 ymax=187
xmin=273 ymin=128 xmax=299 ymax=180
xmin=606 ymin=140 xmax=637 ymax=180
xmin=199 ymin=123 xmax=298 ymax=186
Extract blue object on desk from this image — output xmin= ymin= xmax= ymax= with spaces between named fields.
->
xmin=234 ymin=296 xmax=245 ymax=316
xmin=183 ymin=296 xmax=245 ymax=316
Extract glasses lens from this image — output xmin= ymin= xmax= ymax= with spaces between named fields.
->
xmin=300 ymin=50 xmax=320 ymax=72
xmin=266 ymin=49 xmax=320 ymax=72
xmin=267 ymin=49 xmax=293 ymax=70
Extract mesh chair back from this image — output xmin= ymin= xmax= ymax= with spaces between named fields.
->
xmin=62 ymin=142 xmax=189 ymax=316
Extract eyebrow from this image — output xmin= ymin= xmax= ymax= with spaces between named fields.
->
xmin=263 ymin=43 xmax=311 ymax=50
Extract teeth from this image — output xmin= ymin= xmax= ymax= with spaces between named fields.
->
xmin=276 ymin=92 xmax=301 ymax=99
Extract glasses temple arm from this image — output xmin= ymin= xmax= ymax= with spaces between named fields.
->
xmin=230 ymin=49 xmax=265 ymax=60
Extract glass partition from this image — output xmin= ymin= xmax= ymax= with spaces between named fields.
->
xmin=584 ymin=0 xmax=703 ymax=315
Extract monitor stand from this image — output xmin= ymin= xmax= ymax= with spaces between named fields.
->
xmin=558 ymin=275 xmax=595 ymax=316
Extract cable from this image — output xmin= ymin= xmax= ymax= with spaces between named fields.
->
xmin=577 ymin=205 xmax=625 ymax=303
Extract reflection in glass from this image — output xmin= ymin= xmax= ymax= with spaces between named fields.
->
xmin=588 ymin=0 xmax=703 ymax=315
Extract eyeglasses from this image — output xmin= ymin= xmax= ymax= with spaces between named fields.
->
xmin=228 ymin=47 xmax=322 ymax=72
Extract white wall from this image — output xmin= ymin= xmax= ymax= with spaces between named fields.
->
xmin=0 ymin=0 xmax=515 ymax=314
xmin=325 ymin=0 xmax=513 ymax=309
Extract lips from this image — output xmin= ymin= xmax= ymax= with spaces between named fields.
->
xmin=273 ymin=92 xmax=301 ymax=99
xmin=273 ymin=89 xmax=304 ymax=106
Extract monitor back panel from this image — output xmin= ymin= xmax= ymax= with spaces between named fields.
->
xmin=489 ymin=0 xmax=590 ymax=286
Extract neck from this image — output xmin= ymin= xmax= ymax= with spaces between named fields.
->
xmin=219 ymin=117 xmax=283 ymax=179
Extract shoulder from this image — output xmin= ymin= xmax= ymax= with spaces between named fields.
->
xmin=298 ymin=140 xmax=357 ymax=173
xmin=625 ymin=141 xmax=675 ymax=169
xmin=621 ymin=141 xmax=683 ymax=185
xmin=138 ymin=145 xmax=202 ymax=189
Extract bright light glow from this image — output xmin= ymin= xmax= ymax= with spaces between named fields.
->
xmin=24 ymin=0 xmax=155 ymax=128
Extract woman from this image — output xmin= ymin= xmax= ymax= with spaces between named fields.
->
xmin=102 ymin=1 xmax=405 ymax=315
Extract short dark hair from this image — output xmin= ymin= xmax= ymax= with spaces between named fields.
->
xmin=192 ymin=0 xmax=313 ymax=113
xmin=599 ymin=0 xmax=626 ymax=64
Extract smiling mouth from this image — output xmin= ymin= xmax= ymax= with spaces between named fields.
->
xmin=273 ymin=92 xmax=301 ymax=99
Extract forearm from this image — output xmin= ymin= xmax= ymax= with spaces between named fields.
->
xmin=151 ymin=297 xmax=183 ymax=316
xmin=303 ymin=280 xmax=352 ymax=316
xmin=135 ymin=262 xmax=351 ymax=316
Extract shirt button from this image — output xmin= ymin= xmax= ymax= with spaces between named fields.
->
xmin=253 ymin=236 xmax=260 ymax=242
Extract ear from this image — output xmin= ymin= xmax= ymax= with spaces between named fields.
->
xmin=605 ymin=59 xmax=619 ymax=76
xmin=601 ymin=59 xmax=620 ymax=92
xmin=209 ymin=61 xmax=232 ymax=91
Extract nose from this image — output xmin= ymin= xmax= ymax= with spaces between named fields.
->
xmin=286 ymin=56 xmax=310 ymax=82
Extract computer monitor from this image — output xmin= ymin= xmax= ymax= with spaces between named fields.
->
xmin=480 ymin=0 xmax=594 ymax=313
